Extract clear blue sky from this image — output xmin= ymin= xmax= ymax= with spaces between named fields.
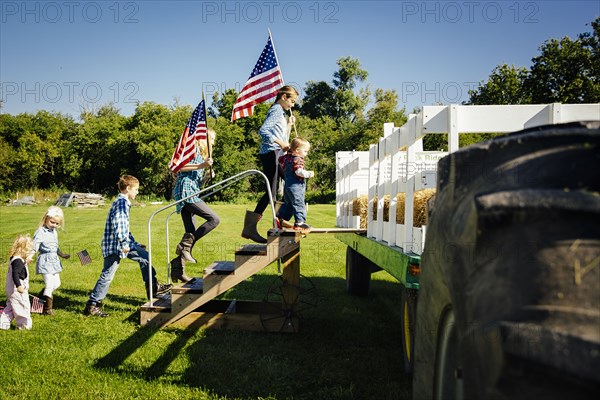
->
xmin=1 ymin=0 xmax=598 ymax=118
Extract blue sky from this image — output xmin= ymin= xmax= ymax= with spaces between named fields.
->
xmin=1 ymin=0 xmax=598 ymax=118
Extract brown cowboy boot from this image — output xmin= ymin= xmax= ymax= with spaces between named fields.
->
xmin=175 ymin=233 xmax=197 ymax=263
xmin=42 ymin=295 xmax=54 ymax=316
xmin=170 ymin=256 xmax=193 ymax=283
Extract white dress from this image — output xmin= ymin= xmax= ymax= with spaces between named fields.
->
xmin=0 ymin=256 xmax=32 ymax=330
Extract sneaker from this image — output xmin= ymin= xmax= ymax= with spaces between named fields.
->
xmin=293 ymin=222 xmax=312 ymax=233
xmin=146 ymin=282 xmax=173 ymax=299
xmin=83 ymin=304 xmax=109 ymax=317
xmin=156 ymin=282 xmax=173 ymax=294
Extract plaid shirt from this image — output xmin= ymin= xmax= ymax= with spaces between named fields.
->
xmin=172 ymin=149 xmax=205 ymax=214
xmin=258 ymin=103 xmax=289 ymax=154
xmin=101 ymin=193 xmax=136 ymax=258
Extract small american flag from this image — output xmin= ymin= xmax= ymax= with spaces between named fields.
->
xmin=30 ymin=295 xmax=44 ymax=314
xmin=168 ymin=99 xmax=208 ymax=172
xmin=77 ymin=249 xmax=92 ymax=266
xmin=231 ymin=33 xmax=284 ymax=121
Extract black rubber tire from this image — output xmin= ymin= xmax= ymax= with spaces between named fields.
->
xmin=413 ymin=122 xmax=600 ymax=400
xmin=345 ymin=246 xmax=371 ymax=296
xmin=400 ymin=287 xmax=418 ymax=374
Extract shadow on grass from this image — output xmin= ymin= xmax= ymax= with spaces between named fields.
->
xmin=94 ymin=323 xmax=161 ymax=371
xmin=87 ymin=270 xmax=410 ymax=399
xmin=179 ymin=275 xmax=410 ymax=400
xmin=50 ymin=287 xmax=146 ymax=314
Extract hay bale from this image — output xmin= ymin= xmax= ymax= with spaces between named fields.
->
xmin=370 ymin=195 xmax=391 ymax=221
xmin=396 ymin=189 xmax=436 ymax=226
xmin=352 ymin=189 xmax=436 ymax=228
xmin=352 ymin=196 xmax=369 ymax=229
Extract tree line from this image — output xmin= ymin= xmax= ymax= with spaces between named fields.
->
xmin=1 ymin=18 xmax=597 ymax=202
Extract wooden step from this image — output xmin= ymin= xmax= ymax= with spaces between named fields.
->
xmin=204 ymin=260 xmax=236 ymax=275
xmin=171 ymin=277 xmax=203 ymax=294
xmin=202 ymin=261 xmax=235 ymax=293
xmin=235 ymin=244 xmax=267 ymax=256
xmin=140 ymin=293 xmax=172 ymax=311
xmin=235 ymin=244 xmax=269 ymax=268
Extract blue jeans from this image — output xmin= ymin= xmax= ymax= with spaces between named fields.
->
xmin=278 ymin=182 xmax=306 ymax=224
xmin=87 ymin=243 xmax=156 ymax=305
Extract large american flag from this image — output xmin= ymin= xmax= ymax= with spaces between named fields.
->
xmin=231 ymin=34 xmax=284 ymax=121
xmin=169 ymin=99 xmax=208 ymax=172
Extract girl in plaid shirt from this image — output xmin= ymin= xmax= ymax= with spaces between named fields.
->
xmin=171 ymin=129 xmax=220 ymax=282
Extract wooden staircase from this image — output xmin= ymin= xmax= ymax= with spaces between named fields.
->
xmin=140 ymin=229 xmax=304 ymax=332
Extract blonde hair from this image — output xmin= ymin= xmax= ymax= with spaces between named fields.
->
xmin=9 ymin=234 xmax=33 ymax=260
xmin=290 ymin=137 xmax=310 ymax=152
xmin=117 ymin=175 xmax=139 ymax=192
xmin=197 ymin=129 xmax=216 ymax=159
xmin=39 ymin=206 xmax=65 ymax=229
xmin=275 ymin=85 xmax=299 ymax=101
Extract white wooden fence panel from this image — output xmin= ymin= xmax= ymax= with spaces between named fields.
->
xmin=335 ymin=104 xmax=599 ymax=255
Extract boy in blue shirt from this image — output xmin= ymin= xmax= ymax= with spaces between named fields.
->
xmin=83 ymin=175 xmax=172 ymax=317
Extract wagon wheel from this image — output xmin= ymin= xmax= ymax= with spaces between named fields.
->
xmin=260 ymin=274 xmax=318 ymax=333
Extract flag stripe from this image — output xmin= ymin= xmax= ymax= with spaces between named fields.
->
xmin=231 ymin=35 xmax=284 ymax=121
xmin=169 ymin=99 xmax=207 ymax=172
xmin=234 ymin=73 xmax=284 ymax=107
xmin=30 ymin=295 xmax=44 ymax=313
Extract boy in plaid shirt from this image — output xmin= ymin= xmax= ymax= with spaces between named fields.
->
xmin=83 ymin=175 xmax=172 ymax=317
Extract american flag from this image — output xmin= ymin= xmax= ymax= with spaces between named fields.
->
xmin=231 ymin=34 xmax=284 ymax=121
xmin=169 ymin=99 xmax=208 ymax=172
xmin=30 ymin=295 xmax=44 ymax=314
xmin=76 ymin=249 xmax=92 ymax=266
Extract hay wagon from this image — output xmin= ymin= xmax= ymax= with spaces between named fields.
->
xmin=334 ymin=103 xmax=600 ymax=399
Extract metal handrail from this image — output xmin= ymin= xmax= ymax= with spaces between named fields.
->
xmin=146 ymin=169 xmax=276 ymax=303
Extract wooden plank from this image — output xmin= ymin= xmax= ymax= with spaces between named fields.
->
xmin=235 ymin=244 xmax=267 ymax=256
xmin=204 ymin=260 xmax=235 ymax=275
xmin=307 ymin=227 xmax=367 ymax=234
xmin=142 ymin=299 xmax=299 ymax=333
xmin=171 ymin=278 xmax=203 ymax=295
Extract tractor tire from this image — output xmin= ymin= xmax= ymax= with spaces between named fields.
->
xmin=413 ymin=122 xmax=600 ymax=400
xmin=346 ymin=246 xmax=372 ymax=296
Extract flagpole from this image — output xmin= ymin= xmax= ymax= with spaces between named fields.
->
xmin=203 ymin=91 xmax=214 ymax=181
xmin=269 ymin=28 xmax=297 ymax=137
xmin=203 ymin=91 xmax=211 ymax=159
xmin=269 ymin=28 xmax=284 ymax=85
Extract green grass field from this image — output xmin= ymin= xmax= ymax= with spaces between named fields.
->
xmin=0 ymin=203 xmax=410 ymax=400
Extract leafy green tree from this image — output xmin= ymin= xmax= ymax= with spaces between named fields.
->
xmin=525 ymin=29 xmax=599 ymax=103
xmin=0 ymin=137 xmax=15 ymax=191
xmin=299 ymin=81 xmax=336 ymax=120
xmin=467 ymin=64 xmax=531 ymax=105
xmin=209 ymin=89 xmax=238 ymax=119
xmin=294 ymin=115 xmax=341 ymax=201
xmin=126 ymin=102 xmax=189 ymax=197
xmin=210 ymin=116 xmax=258 ymax=202
xmin=65 ymin=104 xmax=128 ymax=193
xmin=0 ymin=111 xmax=77 ymax=190
xmin=299 ymin=56 xmax=370 ymax=123
xmin=360 ymin=89 xmax=408 ymax=149
xmin=468 ymin=18 xmax=599 ymax=106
